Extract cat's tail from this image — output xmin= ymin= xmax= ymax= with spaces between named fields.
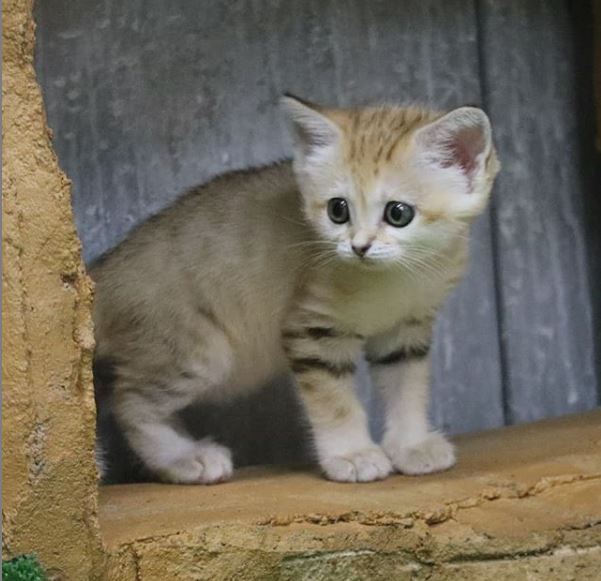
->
xmin=92 ymin=355 xmax=117 ymax=482
xmin=95 ymin=440 xmax=108 ymax=478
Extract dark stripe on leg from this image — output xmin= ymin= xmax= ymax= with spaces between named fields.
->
xmin=283 ymin=327 xmax=363 ymax=341
xmin=306 ymin=327 xmax=338 ymax=339
xmin=367 ymin=344 xmax=430 ymax=365
xmin=290 ymin=357 xmax=356 ymax=377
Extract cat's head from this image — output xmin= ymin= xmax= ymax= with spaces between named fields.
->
xmin=282 ymin=95 xmax=499 ymax=268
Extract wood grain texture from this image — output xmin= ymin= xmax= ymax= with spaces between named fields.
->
xmin=33 ymin=0 xmax=598 ymax=472
xmin=477 ymin=0 xmax=599 ymax=422
xmin=595 ymin=0 xmax=601 ymax=151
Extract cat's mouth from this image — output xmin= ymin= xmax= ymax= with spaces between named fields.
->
xmin=340 ymin=252 xmax=395 ymax=270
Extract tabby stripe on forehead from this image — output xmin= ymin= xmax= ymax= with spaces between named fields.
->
xmin=290 ymin=357 xmax=356 ymax=377
xmin=368 ymin=344 xmax=430 ymax=366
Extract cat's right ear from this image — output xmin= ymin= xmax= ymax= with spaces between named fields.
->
xmin=280 ymin=94 xmax=342 ymax=159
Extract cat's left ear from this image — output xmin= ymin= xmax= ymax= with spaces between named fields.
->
xmin=281 ymin=94 xmax=342 ymax=160
xmin=413 ymin=107 xmax=493 ymax=193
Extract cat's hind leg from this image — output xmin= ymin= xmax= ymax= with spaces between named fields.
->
xmin=113 ymin=385 xmax=233 ymax=484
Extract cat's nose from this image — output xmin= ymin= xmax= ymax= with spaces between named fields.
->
xmin=352 ymin=244 xmax=371 ymax=258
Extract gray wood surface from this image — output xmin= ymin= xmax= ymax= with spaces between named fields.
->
xmin=477 ymin=0 xmax=599 ymax=422
xmin=34 ymin=0 xmax=597 ymax=474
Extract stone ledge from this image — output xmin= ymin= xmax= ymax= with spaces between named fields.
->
xmin=100 ymin=411 xmax=601 ymax=580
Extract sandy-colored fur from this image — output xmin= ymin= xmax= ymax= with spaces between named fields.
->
xmin=93 ymin=97 xmax=499 ymax=483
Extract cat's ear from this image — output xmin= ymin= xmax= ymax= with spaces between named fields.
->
xmin=281 ymin=94 xmax=342 ymax=159
xmin=413 ymin=107 xmax=493 ymax=192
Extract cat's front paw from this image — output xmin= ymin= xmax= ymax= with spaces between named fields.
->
xmin=384 ymin=432 xmax=455 ymax=476
xmin=159 ymin=438 xmax=234 ymax=484
xmin=321 ymin=447 xmax=393 ymax=483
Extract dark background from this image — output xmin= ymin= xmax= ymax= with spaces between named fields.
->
xmin=34 ymin=0 xmax=600 ymax=478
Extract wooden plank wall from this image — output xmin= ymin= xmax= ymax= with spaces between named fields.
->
xmin=34 ymin=0 xmax=599 ymax=473
xmin=596 ymin=0 xmax=601 ymax=151
xmin=478 ymin=1 xmax=598 ymax=422
xmin=591 ymin=0 xmax=601 ymax=402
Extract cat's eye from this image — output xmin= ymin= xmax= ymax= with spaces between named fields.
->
xmin=327 ymin=198 xmax=350 ymax=224
xmin=384 ymin=201 xmax=414 ymax=228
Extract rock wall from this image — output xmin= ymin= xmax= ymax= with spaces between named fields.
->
xmin=2 ymin=0 xmax=104 ymax=578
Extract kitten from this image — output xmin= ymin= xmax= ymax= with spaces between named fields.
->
xmin=91 ymin=95 xmax=499 ymax=484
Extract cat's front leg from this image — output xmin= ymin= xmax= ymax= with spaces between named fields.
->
xmin=283 ymin=324 xmax=392 ymax=483
xmin=367 ymin=324 xmax=455 ymax=475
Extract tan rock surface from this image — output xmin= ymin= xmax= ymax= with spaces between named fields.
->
xmin=101 ymin=411 xmax=601 ymax=579
xmin=2 ymin=0 xmax=103 ymax=578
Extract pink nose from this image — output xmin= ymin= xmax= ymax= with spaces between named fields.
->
xmin=352 ymin=244 xmax=371 ymax=258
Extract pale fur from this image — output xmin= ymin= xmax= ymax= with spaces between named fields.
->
xmin=92 ymin=97 xmax=499 ymax=484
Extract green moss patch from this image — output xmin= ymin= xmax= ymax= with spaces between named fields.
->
xmin=2 ymin=555 xmax=46 ymax=581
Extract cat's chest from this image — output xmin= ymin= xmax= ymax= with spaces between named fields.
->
xmin=313 ymin=270 xmax=443 ymax=337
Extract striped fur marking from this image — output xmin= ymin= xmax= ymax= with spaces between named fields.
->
xmin=402 ymin=316 xmax=433 ymax=327
xmin=306 ymin=327 xmax=339 ymax=339
xmin=367 ymin=344 xmax=430 ymax=366
xmin=283 ymin=327 xmax=363 ymax=341
xmin=290 ymin=356 xmax=356 ymax=377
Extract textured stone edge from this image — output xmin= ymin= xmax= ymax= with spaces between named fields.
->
xmin=102 ymin=473 xmax=601 ymax=580
xmin=2 ymin=0 xmax=105 ymax=578
xmin=104 ymin=520 xmax=601 ymax=580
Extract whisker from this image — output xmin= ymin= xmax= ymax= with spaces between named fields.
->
xmin=286 ymin=240 xmax=336 ymax=251
xmin=278 ymin=215 xmax=309 ymax=228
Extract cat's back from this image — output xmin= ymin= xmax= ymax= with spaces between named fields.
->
xmin=91 ymin=161 xmax=310 ymax=354
xmin=92 ymin=161 xmax=302 ymax=278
